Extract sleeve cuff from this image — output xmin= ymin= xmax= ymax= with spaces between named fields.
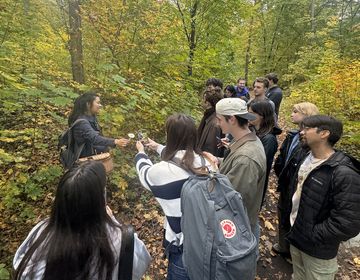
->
xmin=156 ymin=144 xmax=165 ymax=155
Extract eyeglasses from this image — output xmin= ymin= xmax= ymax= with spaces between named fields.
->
xmin=301 ymin=126 xmax=317 ymax=131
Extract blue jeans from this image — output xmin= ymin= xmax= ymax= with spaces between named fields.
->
xmin=167 ymin=251 xmax=190 ymax=280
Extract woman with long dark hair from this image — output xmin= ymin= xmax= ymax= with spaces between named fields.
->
xmin=135 ymin=114 xmax=215 ymax=280
xmin=13 ymin=161 xmax=150 ymax=280
xmin=248 ymin=100 xmax=282 ymax=204
xmin=68 ymin=92 xmax=129 ymax=160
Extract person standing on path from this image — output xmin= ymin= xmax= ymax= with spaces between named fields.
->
xmin=234 ymin=77 xmax=250 ymax=101
xmin=272 ymin=102 xmax=319 ymax=259
xmin=135 ymin=113 xmax=215 ymax=280
xmin=197 ymin=86 xmax=224 ymax=157
xmin=248 ymin=100 xmax=282 ymax=206
xmin=287 ymin=115 xmax=360 ymax=280
xmin=68 ymin=92 xmax=129 ymax=159
xmin=205 ymin=98 xmax=266 ymax=257
xmin=265 ymin=73 xmax=283 ymax=117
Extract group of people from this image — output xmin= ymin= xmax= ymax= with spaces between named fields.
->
xmin=13 ymin=76 xmax=360 ymax=280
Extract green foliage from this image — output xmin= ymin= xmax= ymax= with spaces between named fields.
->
xmin=0 ymin=263 xmax=10 ymax=280
xmin=0 ymin=165 xmax=62 ymax=218
xmin=282 ymin=51 xmax=360 ymax=158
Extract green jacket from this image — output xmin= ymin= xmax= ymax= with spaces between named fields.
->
xmin=219 ymin=132 xmax=266 ymax=228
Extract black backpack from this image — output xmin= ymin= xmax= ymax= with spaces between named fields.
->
xmin=58 ymin=119 xmax=87 ymax=169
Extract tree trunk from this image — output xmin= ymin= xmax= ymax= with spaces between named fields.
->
xmin=244 ymin=16 xmax=253 ymax=84
xmin=68 ymin=0 xmax=85 ymax=84
xmin=187 ymin=0 xmax=199 ymax=76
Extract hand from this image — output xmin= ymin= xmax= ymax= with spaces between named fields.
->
xmin=115 ymin=138 xmax=129 ymax=148
xmin=217 ymin=137 xmax=230 ymax=149
xmin=202 ymin=151 xmax=219 ymax=167
xmin=136 ymin=141 xmax=145 ymax=153
xmin=145 ymin=137 xmax=159 ymax=151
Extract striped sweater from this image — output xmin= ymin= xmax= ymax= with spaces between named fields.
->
xmin=135 ymin=145 xmax=213 ymax=247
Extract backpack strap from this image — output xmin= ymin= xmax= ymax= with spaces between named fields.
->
xmin=169 ymin=154 xmax=208 ymax=174
xmin=68 ymin=118 xmax=88 ymax=161
xmin=118 ymin=224 xmax=135 ymax=280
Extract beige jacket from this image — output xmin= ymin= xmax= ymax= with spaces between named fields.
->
xmin=219 ymin=132 xmax=266 ymax=228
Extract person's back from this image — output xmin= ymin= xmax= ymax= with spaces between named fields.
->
xmin=135 ymin=113 xmax=215 ymax=280
xmin=265 ymin=73 xmax=283 ymax=116
xmin=13 ymin=161 xmax=150 ymax=280
xmin=197 ymin=87 xmax=224 ymax=157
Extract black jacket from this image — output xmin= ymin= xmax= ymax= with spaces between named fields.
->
xmin=274 ymin=130 xmax=310 ymax=189
xmin=287 ymin=151 xmax=360 ymax=259
xmin=260 ymin=126 xmax=282 ymax=205
xmin=72 ymin=115 xmax=115 ymax=157
xmin=274 ymin=130 xmax=309 ymax=230
xmin=266 ymin=85 xmax=283 ymax=116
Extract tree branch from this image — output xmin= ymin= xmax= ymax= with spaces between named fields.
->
xmin=173 ymin=0 xmax=190 ymax=43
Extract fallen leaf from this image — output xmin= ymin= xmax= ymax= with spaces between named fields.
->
xmin=269 ymin=230 xmax=277 ymax=237
xmin=264 ymin=220 xmax=275 ymax=231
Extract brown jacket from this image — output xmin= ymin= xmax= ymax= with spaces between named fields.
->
xmin=197 ymin=112 xmax=223 ymax=157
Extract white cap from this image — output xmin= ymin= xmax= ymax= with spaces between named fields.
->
xmin=216 ymin=98 xmax=256 ymax=120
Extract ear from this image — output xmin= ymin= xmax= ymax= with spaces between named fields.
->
xmin=229 ymin=115 xmax=237 ymax=125
xmin=320 ymin=129 xmax=330 ymax=140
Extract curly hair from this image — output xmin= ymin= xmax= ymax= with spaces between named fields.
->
xmin=203 ymin=86 xmax=224 ymax=108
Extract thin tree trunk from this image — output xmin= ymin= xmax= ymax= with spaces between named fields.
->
xmin=68 ymin=0 xmax=85 ymax=84
xmin=244 ymin=16 xmax=253 ymax=83
xmin=187 ymin=0 xmax=199 ymax=76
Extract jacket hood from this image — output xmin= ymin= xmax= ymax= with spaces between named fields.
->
xmin=327 ymin=151 xmax=360 ymax=173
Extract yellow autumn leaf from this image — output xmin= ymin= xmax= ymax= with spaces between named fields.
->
xmin=143 ymin=213 xmax=152 ymax=220
xmin=0 ymin=137 xmax=16 ymax=143
xmin=353 ymin=257 xmax=360 ymax=266
xmin=264 ymin=220 xmax=275 ymax=231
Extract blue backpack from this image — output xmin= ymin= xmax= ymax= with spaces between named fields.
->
xmin=181 ymin=172 xmax=257 ymax=280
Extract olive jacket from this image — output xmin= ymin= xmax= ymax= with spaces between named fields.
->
xmin=219 ymin=132 xmax=266 ymax=229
